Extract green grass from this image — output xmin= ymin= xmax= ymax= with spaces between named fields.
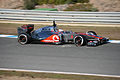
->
xmin=0 ymin=70 xmax=120 ymax=80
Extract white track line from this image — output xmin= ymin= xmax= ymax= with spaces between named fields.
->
xmin=108 ymin=40 xmax=120 ymax=43
xmin=0 ymin=68 xmax=120 ymax=78
xmin=0 ymin=34 xmax=17 ymax=38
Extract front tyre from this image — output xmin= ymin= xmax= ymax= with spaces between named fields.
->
xmin=18 ymin=33 xmax=31 ymax=45
xmin=74 ymin=36 xmax=86 ymax=47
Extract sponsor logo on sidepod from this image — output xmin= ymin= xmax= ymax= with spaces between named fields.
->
xmin=53 ymin=35 xmax=59 ymax=41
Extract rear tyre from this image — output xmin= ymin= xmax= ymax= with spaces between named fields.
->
xmin=74 ymin=35 xmax=86 ymax=47
xmin=18 ymin=33 xmax=31 ymax=45
xmin=86 ymin=31 xmax=97 ymax=35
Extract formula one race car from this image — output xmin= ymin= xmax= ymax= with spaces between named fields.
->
xmin=17 ymin=21 xmax=109 ymax=46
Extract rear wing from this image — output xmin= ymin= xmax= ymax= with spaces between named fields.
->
xmin=17 ymin=24 xmax=34 ymax=35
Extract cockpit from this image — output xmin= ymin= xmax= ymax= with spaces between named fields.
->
xmin=41 ymin=26 xmax=58 ymax=32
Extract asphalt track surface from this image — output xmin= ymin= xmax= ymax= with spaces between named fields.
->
xmin=0 ymin=37 xmax=120 ymax=76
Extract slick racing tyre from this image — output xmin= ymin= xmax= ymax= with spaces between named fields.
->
xmin=74 ymin=35 xmax=86 ymax=47
xmin=86 ymin=31 xmax=97 ymax=35
xmin=18 ymin=33 xmax=31 ymax=45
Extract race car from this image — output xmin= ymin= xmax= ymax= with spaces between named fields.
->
xmin=17 ymin=21 xmax=109 ymax=46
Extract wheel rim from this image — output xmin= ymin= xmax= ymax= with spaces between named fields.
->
xmin=18 ymin=34 xmax=27 ymax=44
xmin=74 ymin=36 xmax=83 ymax=46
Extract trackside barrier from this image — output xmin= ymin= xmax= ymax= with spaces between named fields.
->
xmin=0 ymin=9 xmax=120 ymax=24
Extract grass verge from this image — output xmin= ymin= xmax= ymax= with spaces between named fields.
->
xmin=0 ymin=70 xmax=120 ymax=80
xmin=0 ymin=23 xmax=120 ymax=40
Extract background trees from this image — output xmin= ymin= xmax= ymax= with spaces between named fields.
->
xmin=24 ymin=0 xmax=90 ymax=9
xmin=24 ymin=0 xmax=36 ymax=9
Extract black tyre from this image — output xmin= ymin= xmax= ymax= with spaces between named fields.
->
xmin=86 ymin=31 xmax=97 ymax=35
xmin=74 ymin=35 xmax=86 ymax=47
xmin=18 ymin=33 xmax=31 ymax=45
